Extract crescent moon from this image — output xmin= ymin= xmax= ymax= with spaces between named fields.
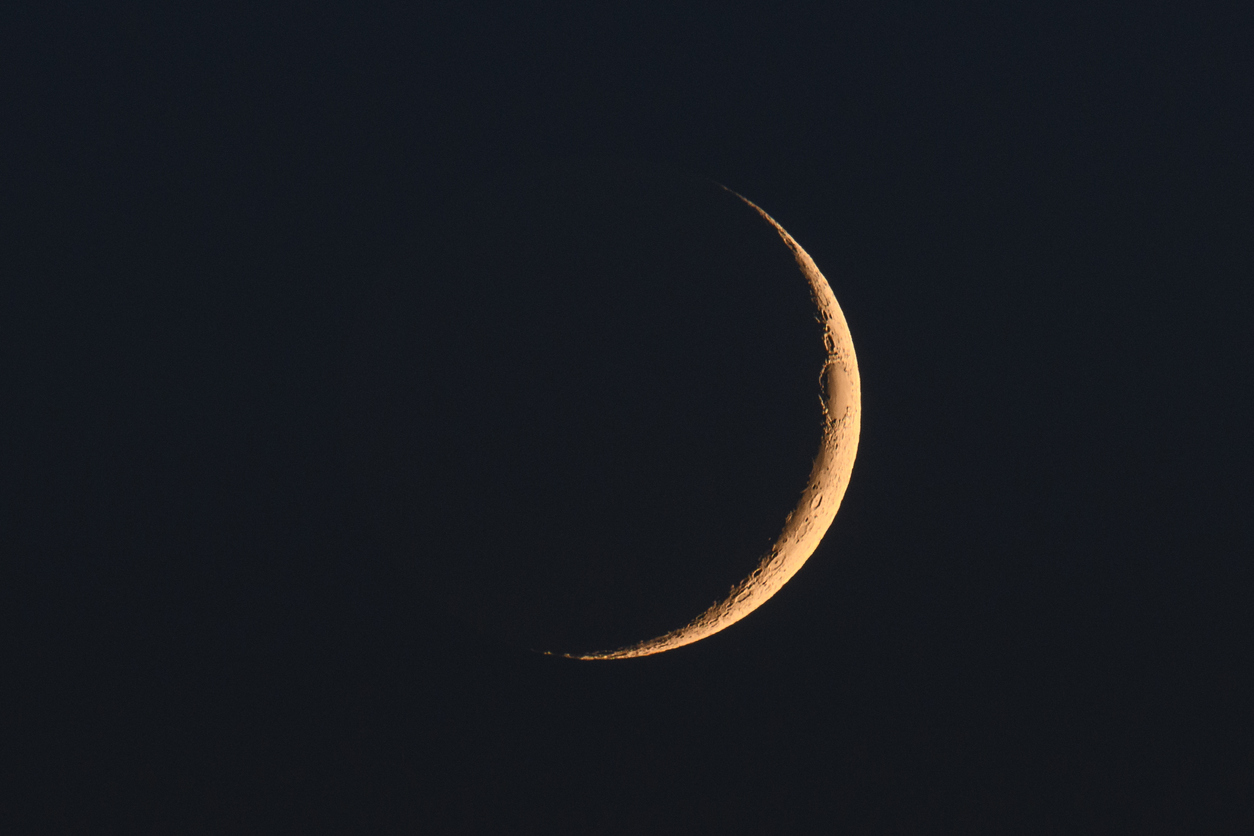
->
xmin=558 ymin=189 xmax=862 ymax=660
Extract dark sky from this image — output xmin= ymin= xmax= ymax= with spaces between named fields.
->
xmin=6 ymin=3 xmax=1253 ymax=832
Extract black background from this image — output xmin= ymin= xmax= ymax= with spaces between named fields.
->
xmin=6 ymin=3 xmax=1253 ymax=832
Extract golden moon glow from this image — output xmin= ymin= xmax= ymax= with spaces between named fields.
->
xmin=559 ymin=189 xmax=862 ymax=660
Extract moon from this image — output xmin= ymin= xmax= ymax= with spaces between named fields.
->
xmin=556 ymin=189 xmax=862 ymax=660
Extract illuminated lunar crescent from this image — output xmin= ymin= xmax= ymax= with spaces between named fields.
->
xmin=560 ymin=189 xmax=862 ymax=660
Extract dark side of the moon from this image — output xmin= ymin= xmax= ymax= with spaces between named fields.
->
xmin=347 ymin=161 xmax=830 ymax=657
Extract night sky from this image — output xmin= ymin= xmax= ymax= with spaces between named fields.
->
xmin=7 ymin=3 xmax=1253 ymax=832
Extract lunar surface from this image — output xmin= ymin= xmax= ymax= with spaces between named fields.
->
xmin=560 ymin=190 xmax=861 ymax=660
xmin=348 ymin=162 xmax=860 ymax=661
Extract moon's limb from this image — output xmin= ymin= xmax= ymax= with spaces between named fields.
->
xmin=558 ymin=190 xmax=861 ymax=660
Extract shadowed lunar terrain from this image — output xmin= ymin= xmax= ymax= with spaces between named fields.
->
xmin=348 ymin=159 xmax=832 ymax=656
